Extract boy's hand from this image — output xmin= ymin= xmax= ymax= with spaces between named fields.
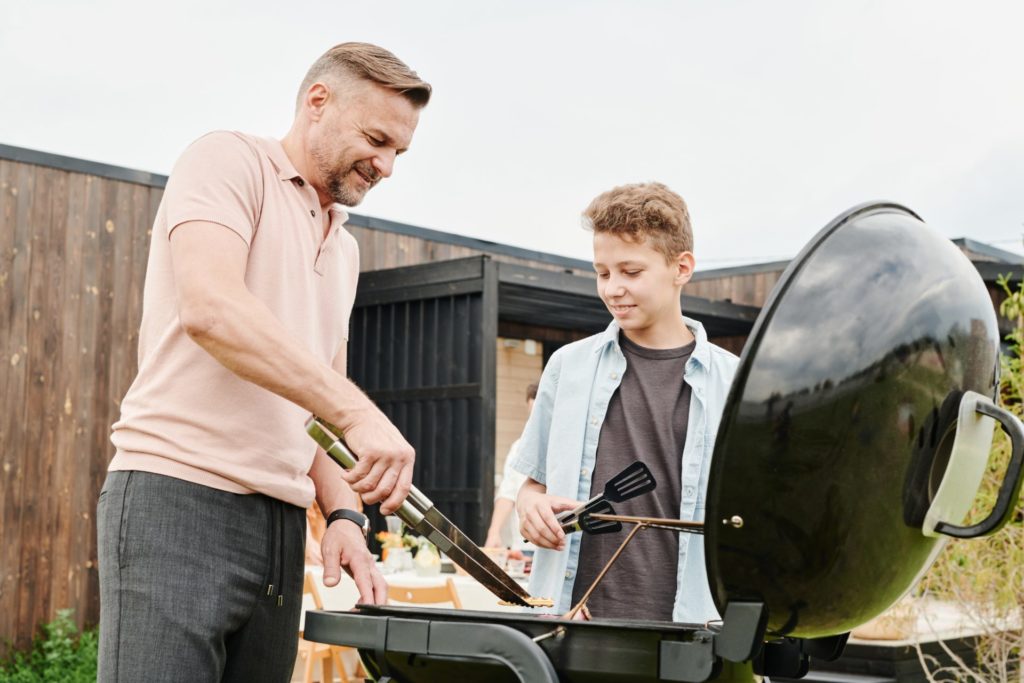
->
xmin=517 ymin=484 xmax=580 ymax=551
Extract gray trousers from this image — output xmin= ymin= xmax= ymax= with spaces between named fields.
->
xmin=97 ymin=470 xmax=306 ymax=683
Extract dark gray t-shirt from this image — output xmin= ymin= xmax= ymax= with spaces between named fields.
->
xmin=570 ymin=334 xmax=695 ymax=620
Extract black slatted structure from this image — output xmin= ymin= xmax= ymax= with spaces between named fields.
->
xmin=349 ymin=256 xmax=760 ymax=541
xmin=349 ymin=258 xmax=499 ymax=541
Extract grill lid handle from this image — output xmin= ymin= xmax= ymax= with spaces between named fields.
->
xmin=927 ymin=392 xmax=1024 ymax=539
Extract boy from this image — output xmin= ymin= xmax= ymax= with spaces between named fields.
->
xmin=512 ymin=182 xmax=738 ymax=623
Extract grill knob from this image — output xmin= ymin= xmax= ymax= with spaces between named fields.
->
xmin=722 ymin=515 xmax=744 ymax=529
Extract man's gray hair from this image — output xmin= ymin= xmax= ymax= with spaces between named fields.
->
xmin=296 ymin=42 xmax=431 ymax=111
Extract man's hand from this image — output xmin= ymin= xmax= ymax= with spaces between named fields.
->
xmin=321 ymin=518 xmax=387 ymax=604
xmin=336 ymin=409 xmax=415 ymax=516
xmin=517 ymin=482 xmax=580 ymax=551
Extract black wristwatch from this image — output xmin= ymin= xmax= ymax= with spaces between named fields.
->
xmin=326 ymin=508 xmax=369 ymax=537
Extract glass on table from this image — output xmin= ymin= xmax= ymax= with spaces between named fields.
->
xmin=385 ymin=515 xmax=404 ymax=536
xmin=384 ymin=547 xmax=411 ymax=573
xmin=507 ymin=558 xmax=527 ymax=577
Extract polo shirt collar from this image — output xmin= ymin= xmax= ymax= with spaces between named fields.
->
xmin=258 ymin=137 xmax=304 ymax=182
xmin=257 ymin=137 xmax=350 ymax=225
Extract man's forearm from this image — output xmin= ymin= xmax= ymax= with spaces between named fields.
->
xmin=181 ymin=280 xmax=374 ymax=431
xmin=310 ymin=448 xmax=362 ymax=513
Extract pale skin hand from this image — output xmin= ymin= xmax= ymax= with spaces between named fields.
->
xmin=169 ymin=221 xmax=414 ymax=514
xmin=517 ymin=478 xmax=581 ymax=551
xmin=307 ymin=348 xmax=387 ymax=603
xmin=484 ymin=497 xmax=516 ymax=548
xmin=319 ymin=519 xmax=386 ymax=604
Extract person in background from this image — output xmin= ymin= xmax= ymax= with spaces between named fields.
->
xmin=484 ymin=382 xmax=538 ymax=549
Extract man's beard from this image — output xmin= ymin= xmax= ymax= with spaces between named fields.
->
xmin=316 ymin=152 xmax=379 ymax=207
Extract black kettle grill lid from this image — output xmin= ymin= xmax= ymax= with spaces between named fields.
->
xmin=704 ymin=201 xmax=999 ymax=638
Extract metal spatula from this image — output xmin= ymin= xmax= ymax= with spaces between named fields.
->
xmin=556 ymin=460 xmax=656 ymax=529
xmin=560 ymin=499 xmax=622 ymax=534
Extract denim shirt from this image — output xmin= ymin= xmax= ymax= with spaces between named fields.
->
xmin=510 ymin=317 xmax=738 ymax=623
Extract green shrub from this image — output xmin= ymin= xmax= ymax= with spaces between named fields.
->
xmin=0 ymin=610 xmax=97 ymax=683
xmin=915 ymin=275 xmax=1024 ymax=681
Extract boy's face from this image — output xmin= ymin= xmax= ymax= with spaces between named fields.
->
xmin=592 ymin=232 xmax=693 ymax=336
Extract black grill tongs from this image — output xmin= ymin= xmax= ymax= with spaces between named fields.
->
xmin=557 ymin=461 xmax=656 ymax=535
xmin=560 ymin=499 xmax=622 ymax=535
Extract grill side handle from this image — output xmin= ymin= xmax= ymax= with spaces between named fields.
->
xmin=926 ymin=392 xmax=1024 ymax=539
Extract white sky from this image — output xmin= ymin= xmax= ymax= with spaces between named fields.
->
xmin=3 ymin=1 xmax=1023 ymax=268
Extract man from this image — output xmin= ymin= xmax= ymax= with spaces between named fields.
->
xmin=97 ymin=43 xmax=430 ymax=682
xmin=514 ymin=182 xmax=738 ymax=622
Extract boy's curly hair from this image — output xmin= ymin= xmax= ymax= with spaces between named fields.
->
xmin=583 ymin=182 xmax=693 ymax=262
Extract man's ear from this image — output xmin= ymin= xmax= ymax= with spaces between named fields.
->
xmin=675 ymin=251 xmax=695 ymax=287
xmin=304 ymin=83 xmax=332 ymax=122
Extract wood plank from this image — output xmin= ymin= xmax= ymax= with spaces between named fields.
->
xmin=348 ymin=225 xmax=376 ymax=272
xmin=5 ymin=161 xmax=36 ymax=648
xmin=378 ymin=230 xmax=394 ymax=269
xmin=105 ymin=180 xmax=134 ymax=444
xmin=37 ymin=168 xmax=69 ymax=631
xmin=86 ymin=179 xmax=117 ymax=604
xmin=17 ymin=161 xmax=54 ymax=645
xmin=0 ymin=161 xmax=17 ymax=637
xmin=37 ymin=167 xmax=70 ymax=627
xmin=52 ymin=170 xmax=86 ymax=625
xmin=72 ymin=173 xmax=103 ymax=631
xmin=0 ymin=159 xmax=33 ymax=650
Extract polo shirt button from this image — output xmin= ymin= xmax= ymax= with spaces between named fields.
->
xmin=581 ymin=467 xmax=589 ymax=477
xmin=685 ymin=486 xmax=695 ymax=497
xmin=590 ymin=417 xmax=599 ymax=426
xmin=610 ymin=371 xmax=618 ymax=379
xmin=565 ymin=571 xmax=573 ymax=579
xmin=310 ymin=209 xmax=316 ymax=217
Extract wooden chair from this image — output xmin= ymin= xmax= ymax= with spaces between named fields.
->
xmin=386 ymin=578 xmax=463 ymax=608
xmin=298 ymin=572 xmax=351 ymax=683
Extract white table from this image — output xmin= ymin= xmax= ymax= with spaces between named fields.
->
xmin=303 ymin=564 xmax=529 ymax=618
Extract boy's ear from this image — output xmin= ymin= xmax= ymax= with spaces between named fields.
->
xmin=674 ymin=251 xmax=696 ymax=287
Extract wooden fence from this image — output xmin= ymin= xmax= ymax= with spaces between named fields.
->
xmin=0 ymin=155 xmax=161 ymax=650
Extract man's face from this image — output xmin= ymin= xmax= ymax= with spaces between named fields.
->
xmin=307 ymin=80 xmax=420 ymax=206
xmin=593 ymin=232 xmax=689 ymax=335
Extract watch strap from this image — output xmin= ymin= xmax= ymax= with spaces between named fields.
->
xmin=326 ymin=508 xmax=368 ymax=535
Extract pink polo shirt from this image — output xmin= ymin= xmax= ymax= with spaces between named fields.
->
xmin=109 ymin=131 xmax=359 ymax=508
